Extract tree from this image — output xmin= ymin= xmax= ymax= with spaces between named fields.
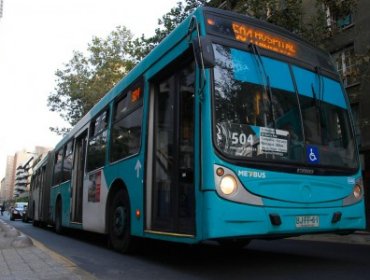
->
xmin=208 ymin=0 xmax=359 ymax=47
xmin=128 ymin=0 xmax=207 ymax=62
xmin=47 ymin=26 xmax=135 ymax=134
xmin=49 ymin=1 xmax=208 ymax=134
xmin=208 ymin=0 xmax=304 ymax=34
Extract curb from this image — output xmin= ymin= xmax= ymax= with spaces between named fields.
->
xmin=31 ymin=237 xmax=98 ymax=280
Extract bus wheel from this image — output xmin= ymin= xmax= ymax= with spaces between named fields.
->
xmin=32 ymin=219 xmax=39 ymax=227
xmin=109 ymin=189 xmax=134 ymax=254
xmin=55 ymin=199 xmax=63 ymax=234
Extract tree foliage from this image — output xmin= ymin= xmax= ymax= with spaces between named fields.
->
xmin=49 ymin=1 xmax=207 ymax=134
xmin=128 ymin=0 xmax=208 ymax=62
xmin=48 ymin=26 xmax=135 ymax=134
xmin=48 ymin=0 xmax=361 ymax=135
xmin=208 ymin=0 xmax=358 ymax=46
xmin=208 ymin=0 xmax=303 ymax=32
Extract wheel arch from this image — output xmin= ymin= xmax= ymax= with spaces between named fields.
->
xmin=105 ymin=178 xmax=130 ymax=233
xmin=53 ymin=193 xmax=63 ymax=224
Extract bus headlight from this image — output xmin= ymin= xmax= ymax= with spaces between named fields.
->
xmin=220 ymin=175 xmax=238 ymax=195
xmin=353 ymin=184 xmax=362 ymax=199
xmin=214 ymin=164 xmax=263 ymax=205
xmin=343 ymin=178 xmax=364 ymax=206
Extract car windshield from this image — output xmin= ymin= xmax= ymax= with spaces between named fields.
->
xmin=15 ymin=203 xmax=27 ymax=209
xmin=213 ymin=44 xmax=358 ymax=170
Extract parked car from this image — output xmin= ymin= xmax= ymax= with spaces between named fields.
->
xmin=10 ymin=202 xmax=28 ymax=221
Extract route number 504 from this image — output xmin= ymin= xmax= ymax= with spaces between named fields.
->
xmin=231 ymin=132 xmax=254 ymax=146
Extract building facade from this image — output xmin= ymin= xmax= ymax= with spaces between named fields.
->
xmin=0 ymin=178 xmax=5 ymax=203
xmin=303 ymin=0 xmax=370 ymax=228
xmin=1 ymin=146 xmax=51 ymax=201
xmin=1 ymin=155 xmax=15 ymax=201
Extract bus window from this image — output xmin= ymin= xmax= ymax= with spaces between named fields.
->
xmin=110 ymin=80 xmax=144 ymax=163
xmin=63 ymin=141 xmax=73 ymax=181
xmin=213 ymin=44 xmax=304 ymax=162
xmin=86 ymin=109 xmax=109 ymax=172
xmin=53 ymin=149 xmax=63 ymax=185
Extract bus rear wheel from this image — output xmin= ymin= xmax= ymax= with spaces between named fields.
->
xmin=109 ymin=189 xmax=135 ymax=254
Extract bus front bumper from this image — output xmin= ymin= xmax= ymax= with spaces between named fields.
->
xmin=203 ymin=191 xmax=366 ymax=240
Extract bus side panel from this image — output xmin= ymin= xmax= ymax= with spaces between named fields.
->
xmin=49 ymin=186 xmax=58 ymax=224
xmin=42 ymin=152 xmax=54 ymax=223
xmin=33 ymin=186 xmax=40 ymax=221
xmin=82 ymin=169 xmax=109 ymax=233
xmin=50 ymin=181 xmax=71 ymax=227
xmin=104 ymin=156 xmax=144 ymax=237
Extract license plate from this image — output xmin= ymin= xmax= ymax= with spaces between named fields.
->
xmin=295 ymin=215 xmax=319 ymax=228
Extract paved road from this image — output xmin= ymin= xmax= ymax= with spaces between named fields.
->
xmin=7 ymin=218 xmax=370 ymax=280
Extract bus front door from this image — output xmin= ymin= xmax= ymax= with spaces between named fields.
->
xmin=150 ymin=61 xmax=195 ymax=235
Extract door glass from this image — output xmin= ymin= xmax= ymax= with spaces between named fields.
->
xmin=72 ymin=131 xmax=87 ymax=223
xmin=151 ymin=62 xmax=195 ymax=234
xmin=153 ymin=77 xmax=175 ymax=226
xmin=178 ymin=64 xmax=195 ymax=234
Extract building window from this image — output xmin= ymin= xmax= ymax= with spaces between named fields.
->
xmin=325 ymin=4 xmax=353 ymax=31
xmin=331 ymin=45 xmax=359 ymax=87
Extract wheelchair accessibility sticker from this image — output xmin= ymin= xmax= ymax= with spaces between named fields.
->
xmin=306 ymin=146 xmax=320 ymax=164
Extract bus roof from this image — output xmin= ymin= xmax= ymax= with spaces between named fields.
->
xmin=32 ymin=152 xmax=49 ymax=172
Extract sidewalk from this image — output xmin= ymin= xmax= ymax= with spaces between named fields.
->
xmin=0 ymin=215 xmax=96 ymax=280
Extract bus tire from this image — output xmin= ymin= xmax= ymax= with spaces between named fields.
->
xmin=55 ymin=199 xmax=64 ymax=234
xmin=109 ymin=189 xmax=135 ymax=254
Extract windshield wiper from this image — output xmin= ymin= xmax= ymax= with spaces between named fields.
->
xmin=249 ymin=43 xmax=276 ymax=129
xmin=311 ymin=83 xmax=323 ymax=135
xmin=311 ymin=66 xmax=326 ymax=129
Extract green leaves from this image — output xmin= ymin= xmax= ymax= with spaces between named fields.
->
xmin=50 ymin=0 xmax=360 ymax=135
xmin=48 ymin=1 xmax=206 ymax=135
xmin=48 ymin=26 xmax=135 ymax=133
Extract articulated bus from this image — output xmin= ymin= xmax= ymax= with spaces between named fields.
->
xmin=29 ymin=7 xmax=366 ymax=252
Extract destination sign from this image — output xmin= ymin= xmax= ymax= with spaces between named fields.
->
xmin=206 ymin=15 xmax=298 ymax=57
xmin=231 ymin=22 xmax=297 ymax=57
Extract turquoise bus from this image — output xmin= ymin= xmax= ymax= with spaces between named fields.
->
xmin=29 ymin=7 xmax=366 ymax=252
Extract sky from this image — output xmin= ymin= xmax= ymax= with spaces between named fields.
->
xmin=0 ymin=0 xmax=178 ymax=178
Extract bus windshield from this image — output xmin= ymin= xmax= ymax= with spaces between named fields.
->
xmin=213 ymin=44 xmax=358 ymax=170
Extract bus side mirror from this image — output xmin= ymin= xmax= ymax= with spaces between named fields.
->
xmin=192 ymin=36 xmax=215 ymax=68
